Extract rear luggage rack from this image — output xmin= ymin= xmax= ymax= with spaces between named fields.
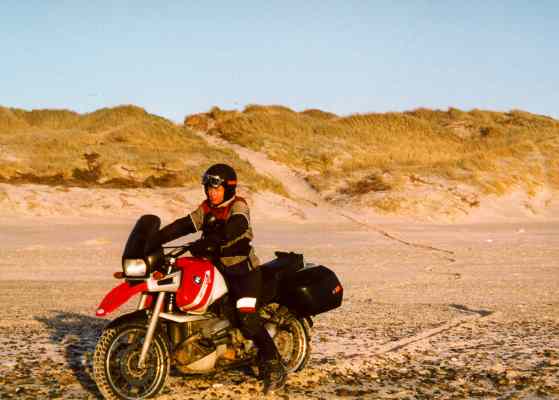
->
xmin=261 ymin=251 xmax=304 ymax=277
xmin=274 ymin=251 xmax=304 ymax=270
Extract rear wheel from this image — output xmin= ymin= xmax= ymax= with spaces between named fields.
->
xmin=264 ymin=306 xmax=311 ymax=373
xmin=93 ymin=322 xmax=170 ymax=400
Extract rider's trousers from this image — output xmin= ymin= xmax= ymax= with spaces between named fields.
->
xmin=221 ymin=264 xmax=279 ymax=362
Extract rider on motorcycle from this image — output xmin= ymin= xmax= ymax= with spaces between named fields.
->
xmin=146 ymin=163 xmax=286 ymax=393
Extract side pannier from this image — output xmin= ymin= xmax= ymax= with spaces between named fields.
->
xmin=279 ymin=265 xmax=343 ymax=317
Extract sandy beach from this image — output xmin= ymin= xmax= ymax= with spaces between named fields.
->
xmin=0 ymin=207 xmax=558 ymax=399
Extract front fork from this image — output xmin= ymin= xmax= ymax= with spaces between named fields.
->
xmin=138 ymin=291 xmax=166 ymax=367
xmin=137 ymin=261 xmax=176 ymax=368
xmin=137 ymin=293 xmax=148 ymax=310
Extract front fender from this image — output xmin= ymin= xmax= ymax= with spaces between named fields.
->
xmin=105 ymin=309 xmax=149 ymax=330
xmin=96 ymin=281 xmax=148 ymax=317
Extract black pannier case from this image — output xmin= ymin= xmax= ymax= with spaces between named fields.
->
xmin=280 ymin=265 xmax=343 ymax=317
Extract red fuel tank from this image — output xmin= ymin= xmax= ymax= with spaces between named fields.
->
xmin=174 ymin=257 xmax=215 ymax=312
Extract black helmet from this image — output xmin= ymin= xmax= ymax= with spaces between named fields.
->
xmin=202 ymin=163 xmax=237 ymax=205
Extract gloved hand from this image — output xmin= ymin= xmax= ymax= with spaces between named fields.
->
xmin=190 ymin=234 xmax=221 ymax=258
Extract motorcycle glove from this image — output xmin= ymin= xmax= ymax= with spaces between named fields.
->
xmin=190 ymin=234 xmax=222 ymax=258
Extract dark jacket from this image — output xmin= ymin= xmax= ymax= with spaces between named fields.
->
xmin=149 ymin=196 xmax=260 ymax=270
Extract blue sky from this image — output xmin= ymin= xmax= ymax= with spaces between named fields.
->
xmin=1 ymin=1 xmax=558 ymax=121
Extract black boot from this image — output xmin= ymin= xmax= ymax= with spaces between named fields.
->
xmin=248 ymin=324 xmax=287 ymax=393
xmin=261 ymin=356 xmax=287 ymax=394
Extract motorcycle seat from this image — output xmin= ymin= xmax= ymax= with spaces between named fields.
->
xmin=259 ymin=252 xmax=304 ymax=305
xmin=260 ymin=251 xmax=304 ymax=281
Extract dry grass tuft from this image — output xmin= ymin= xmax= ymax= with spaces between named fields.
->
xmin=13 ymin=108 xmax=80 ymax=129
xmin=340 ymin=174 xmax=392 ymax=195
xmin=300 ymin=109 xmax=338 ymax=120
xmin=185 ymin=113 xmax=212 ymax=131
xmin=0 ymin=107 xmax=29 ymax=130
xmin=243 ymin=104 xmax=296 ymax=115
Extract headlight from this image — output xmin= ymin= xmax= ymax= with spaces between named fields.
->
xmin=123 ymin=259 xmax=147 ymax=277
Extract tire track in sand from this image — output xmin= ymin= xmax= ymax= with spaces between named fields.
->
xmin=373 ymin=305 xmax=495 ymax=356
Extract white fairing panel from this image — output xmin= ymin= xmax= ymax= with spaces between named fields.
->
xmin=183 ymin=266 xmax=228 ymax=315
xmin=147 ymin=271 xmax=181 ymax=292
xmin=209 ymin=267 xmax=228 ymax=305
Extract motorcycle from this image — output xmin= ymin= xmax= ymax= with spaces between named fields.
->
xmin=93 ymin=215 xmax=343 ymax=399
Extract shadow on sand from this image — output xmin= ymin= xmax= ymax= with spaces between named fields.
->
xmin=36 ymin=311 xmax=106 ymax=399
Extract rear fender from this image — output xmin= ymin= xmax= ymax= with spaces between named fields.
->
xmin=96 ymin=281 xmax=148 ymax=317
xmin=305 ymin=316 xmax=314 ymax=328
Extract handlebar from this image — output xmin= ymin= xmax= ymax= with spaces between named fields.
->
xmin=162 ymin=242 xmax=193 ymax=259
xmin=159 ymin=240 xmax=220 ymax=275
xmin=161 ymin=238 xmax=217 ymax=265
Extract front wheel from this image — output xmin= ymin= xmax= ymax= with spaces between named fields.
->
xmin=93 ymin=322 xmax=171 ymax=400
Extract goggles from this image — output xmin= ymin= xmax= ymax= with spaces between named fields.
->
xmin=202 ymin=174 xmax=225 ymax=188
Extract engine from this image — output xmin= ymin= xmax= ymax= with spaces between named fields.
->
xmin=172 ymin=317 xmax=257 ymax=373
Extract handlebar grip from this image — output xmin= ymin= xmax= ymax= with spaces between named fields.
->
xmin=169 ymin=244 xmax=192 ymax=259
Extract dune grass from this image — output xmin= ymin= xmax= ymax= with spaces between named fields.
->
xmin=188 ymin=105 xmax=559 ymax=197
xmin=0 ymin=105 xmax=287 ymax=195
xmin=3 ymin=102 xmax=557 ymax=207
